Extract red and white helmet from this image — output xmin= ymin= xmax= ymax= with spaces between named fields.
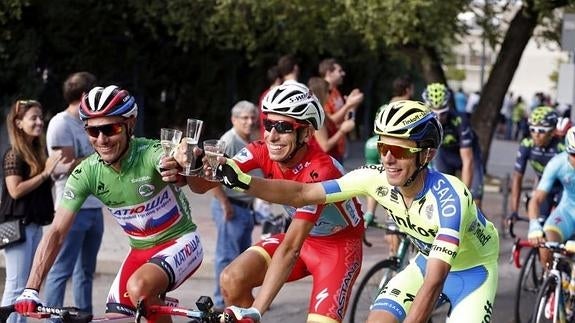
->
xmin=261 ymin=81 xmax=325 ymax=130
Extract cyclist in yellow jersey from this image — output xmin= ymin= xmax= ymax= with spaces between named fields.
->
xmin=217 ymin=100 xmax=499 ymax=323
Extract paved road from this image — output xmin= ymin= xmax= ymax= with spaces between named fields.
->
xmin=0 ymin=138 xmax=533 ymax=322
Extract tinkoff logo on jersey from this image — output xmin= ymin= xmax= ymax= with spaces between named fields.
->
xmin=467 ymin=219 xmax=492 ymax=246
xmin=431 ymin=244 xmax=457 ymax=258
xmin=359 ymin=164 xmax=385 ymax=173
xmin=385 ymin=207 xmax=437 ymax=238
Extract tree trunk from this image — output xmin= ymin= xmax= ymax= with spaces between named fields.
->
xmin=420 ymin=45 xmax=448 ymax=83
xmin=401 ymin=45 xmax=447 ymax=83
xmin=471 ymin=4 xmax=538 ymax=170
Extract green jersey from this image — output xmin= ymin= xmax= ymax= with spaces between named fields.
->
xmin=60 ymin=137 xmax=196 ymax=249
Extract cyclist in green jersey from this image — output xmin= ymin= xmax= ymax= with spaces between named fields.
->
xmin=14 ymin=86 xmax=213 ymax=323
xmin=218 ymin=100 xmax=499 ymax=323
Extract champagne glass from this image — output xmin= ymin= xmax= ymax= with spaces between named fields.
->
xmin=160 ymin=128 xmax=183 ymax=157
xmin=203 ymin=139 xmax=226 ymax=181
xmin=159 ymin=128 xmax=182 ymax=171
xmin=180 ymin=118 xmax=204 ymax=176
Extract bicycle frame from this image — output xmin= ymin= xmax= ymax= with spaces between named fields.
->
xmin=532 ymin=241 xmax=575 ymax=323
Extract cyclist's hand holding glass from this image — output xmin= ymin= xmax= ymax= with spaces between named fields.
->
xmin=216 ymin=158 xmax=251 ymax=192
xmin=159 ymin=155 xmax=185 ymax=185
xmin=14 ymin=288 xmax=42 ymax=314
xmin=172 ymin=140 xmax=204 ymax=177
xmin=224 ymin=306 xmax=261 ymax=322
xmin=528 ymin=218 xmax=545 ymax=246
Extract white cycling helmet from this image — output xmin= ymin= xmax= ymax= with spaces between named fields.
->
xmin=262 ymin=81 xmax=325 ymax=130
xmin=566 ymin=126 xmax=575 ymax=154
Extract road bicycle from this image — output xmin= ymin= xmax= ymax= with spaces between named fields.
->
xmin=0 ymin=295 xmax=252 ymax=323
xmin=512 ymin=236 xmax=545 ymax=323
xmin=507 ymin=198 xmax=554 ymax=322
xmin=531 ymin=241 xmax=575 ymax=323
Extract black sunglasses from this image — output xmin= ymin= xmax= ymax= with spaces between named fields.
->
xmin=262 ymin=118 xmax=306 ymax=134
xmin=85 ymin=122 xmax=125 ymax=138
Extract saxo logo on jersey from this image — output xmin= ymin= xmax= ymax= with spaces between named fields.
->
xmin=431 ymin=178 xmax=459 ymax=218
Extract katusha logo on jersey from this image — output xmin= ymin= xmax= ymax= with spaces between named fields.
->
xmin=138 ymin=184 xmax=155 ymax=197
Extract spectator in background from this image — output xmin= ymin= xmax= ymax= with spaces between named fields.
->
xmin=277 ymin=54 xmax=299 ymax=83
xmin=454 ymin=87 xmax=468 ymax=114
xmin=502 ymin=92 xmax=514 ymax=140
xmin=319 ymin=58 xmax=364 ymax=164
xmin=465 ymin=91 xmax=480 ymax=119
xmin=210 ymin=101 xmax=259 ymax=310
xmin=307 ymin=77 xmax=355 ymax=157
xmin=513 ymin=96 xmax=529 ymax=140
xmin=44 ymin=72 xmax=104 ymax=315
xmin=0 ymin=100 xmax=65 ymax=323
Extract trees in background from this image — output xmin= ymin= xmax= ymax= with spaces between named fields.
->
xmin=1 ymin=0 xmax=574 ymax=168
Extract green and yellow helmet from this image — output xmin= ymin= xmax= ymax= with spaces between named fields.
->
xmin=528 ymin=106 xmax=558 ymax=128
xmin=421 ymin=83 xmax=450 ymax=111
xmin=374 ymin=100 xmax=443 ymax=149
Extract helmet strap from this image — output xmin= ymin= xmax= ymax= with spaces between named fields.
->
xmin=403 ymin=149 xmax=431 ymax=187
xmin=279 ymin=128 xmax=307 ymax=163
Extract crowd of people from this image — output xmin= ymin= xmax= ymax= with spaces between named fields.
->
xmin=1 ymin=54 xmax=573 ymax=323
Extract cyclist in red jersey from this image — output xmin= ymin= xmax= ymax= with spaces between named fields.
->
xmin=172 ymin=82 xmax=364 ymax=322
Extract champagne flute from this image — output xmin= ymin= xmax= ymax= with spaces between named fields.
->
xmin=203 ymin=139 xmax=226 ymax=181
xmin=160 ymin=128 xmax=183 ymax=157
xmin=159 ymin=128 xmax=182 ymax=171
xmin=180 ymin=118 xmax=204 ymax=176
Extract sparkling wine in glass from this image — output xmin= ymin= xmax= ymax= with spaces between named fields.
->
xmin=203 ymin=139 xmax=226 ymax=181
xmin=180 ymin=118 xmax=204 ymax=176
xmin=160 ymin=128 xmax=182 ymax=168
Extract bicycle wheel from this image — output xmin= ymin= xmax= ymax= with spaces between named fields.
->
xmin=514 ymin=248 xmax=544 ymax=323
xmin=348 ymin=259 xmax=398 ymax=323
xmin=532 ymin=274 xmax=560 ymax=323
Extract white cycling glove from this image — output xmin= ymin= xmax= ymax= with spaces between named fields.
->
xmin=528 ymin=219 xmax=544 ymax=240
xmin=224 ymin=306 xmax=261 ymax=322
xmin=14 ymin=288 xmax=42 ymax=314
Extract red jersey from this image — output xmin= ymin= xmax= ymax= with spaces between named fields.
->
xmin=232 ymin=141 xmax=364 ymax=238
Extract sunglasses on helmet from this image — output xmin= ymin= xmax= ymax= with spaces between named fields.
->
xmin=529 ymin=126 xmax=554 ymax=134
xmin=377 ymin=142 xmax=423 ymax=159
xmin=85 ymin=122 xmax=125 ymax=138
xmin=262 ymin=118 xmax=306 ymax=134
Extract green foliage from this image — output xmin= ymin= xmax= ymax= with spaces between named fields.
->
xmin=2 ymin=0 xmax=572 ymax=143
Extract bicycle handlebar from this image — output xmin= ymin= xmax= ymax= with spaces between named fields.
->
xmin=135 ymin=296 xmax=241 ymax=323
xmin=0 ymin=305 xmax=92 ymax=323
xmin=511 ymin=238 xmax=575 ymax=268
xmin=507 ymin=214 xmax=529 ymax=238
xmin=362 ymin=221 xmax=405 ymax=248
